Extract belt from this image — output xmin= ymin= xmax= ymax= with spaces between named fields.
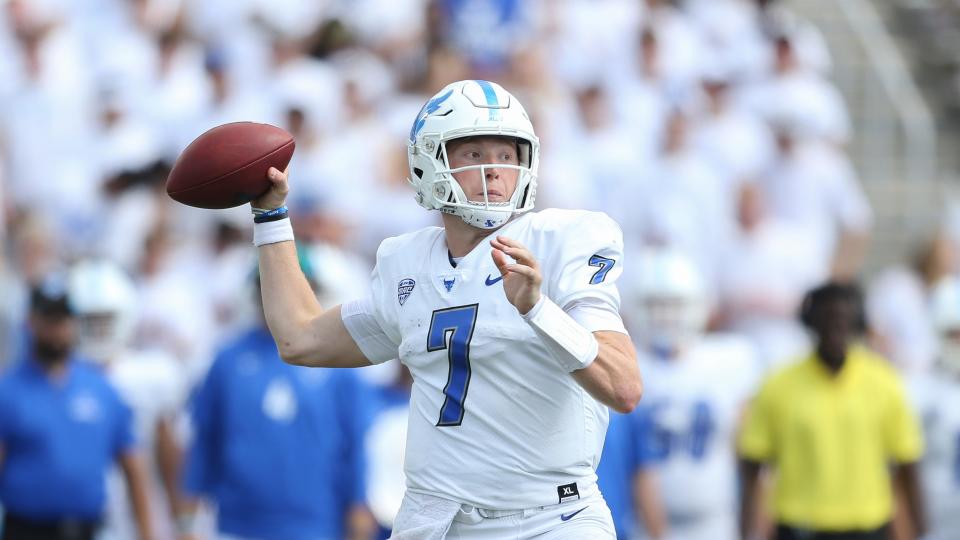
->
xmin=475 ymin=507 xmax=524 ymax=519
xmin=470 ymin=498 xmax=579 ymax=519
xmin=2 ymin=513 xmax=100 ymax=540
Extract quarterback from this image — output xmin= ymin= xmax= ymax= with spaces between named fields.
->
xmin=251 ymin=80 xmax=642 ymax=539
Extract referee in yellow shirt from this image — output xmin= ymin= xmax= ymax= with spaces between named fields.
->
xmin=738 ymin=282 xmax=926 ymax=540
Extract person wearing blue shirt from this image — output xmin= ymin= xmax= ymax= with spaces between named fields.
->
xmin=178 ymin=279 xmax=376 ymax=540
xmin=0 ymin=275 xmax=154 ymax=540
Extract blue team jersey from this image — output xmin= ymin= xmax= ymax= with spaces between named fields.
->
xmin=183 ymin=326 xmax=373 ymax=540
xmin=0 ymin=355 xmax=135 ymax=520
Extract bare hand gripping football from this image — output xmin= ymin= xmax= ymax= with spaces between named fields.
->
xmin=166 ymin=122 xmax=295 ymax=209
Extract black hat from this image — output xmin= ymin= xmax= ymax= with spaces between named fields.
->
xmin=29 ymin=273 xmax=74 ymax=317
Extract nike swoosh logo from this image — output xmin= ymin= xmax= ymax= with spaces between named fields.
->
xmin=485 ymin=274 xmax=504 ymax=286
xmin=560 ymin=506 xmax=588 ymax=521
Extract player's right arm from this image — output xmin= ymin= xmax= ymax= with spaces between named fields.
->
xmin=737 ymin=458 xmax=764 ymax=540
xmin=255 ymin=167 xmax=371 ymax=368
xmin=633 ymin=468 xmax=668 ymax=539
xmin=118 ymin=450 xmax=156 ymax=540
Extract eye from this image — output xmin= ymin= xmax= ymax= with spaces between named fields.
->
xmin=467 ymin=151 xmax=482 ymax=160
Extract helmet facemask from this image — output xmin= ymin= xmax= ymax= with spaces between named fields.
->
xmin=638 ymin=294 xmax=708 ymax=358
xmin=76 ymin=311 xmax=133 ymax=364
xmin=427 ymin=136 xmax=536 ymax=229
xmin=67 ymin=260 xmax=137 ymax=364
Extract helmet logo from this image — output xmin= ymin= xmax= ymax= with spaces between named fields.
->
xmin=410 ymin=89 xmax=454 ymax=143
xmin=434 ymin=185 xmax=446 ymax=198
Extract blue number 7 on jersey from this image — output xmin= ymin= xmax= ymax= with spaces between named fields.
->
xmin=588 ymin=255 xmax=616 ymax=284
xmin=428 ymin=304 xmax=479 ymax=427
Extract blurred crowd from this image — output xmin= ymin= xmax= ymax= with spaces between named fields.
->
xmin=0 ymin=0 xmax=958 ymax=539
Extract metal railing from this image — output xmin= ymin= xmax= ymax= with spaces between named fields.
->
xmin=833 ymin=0 xmax=939 ymax=185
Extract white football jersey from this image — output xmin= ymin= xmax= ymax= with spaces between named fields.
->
xmin=905 ymin=372 xmax=960 ymax=539
xmin=636 ymin=335 xmax=760 ymax=521
xmin=100 ymin=349 xmax=187 ymax=540
xmin=343 ymin=209 xmax=627 ymax=510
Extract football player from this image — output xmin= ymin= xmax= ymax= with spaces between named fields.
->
xmin=68 ymin=259 xmax=186 ymax=540
xmin=627 ymin=248 xmax=759 ymax=540
xmin=908 ymin=276 xmax=960 ymax=540
xmin=249 ymin=80 xmax=641 ymax=538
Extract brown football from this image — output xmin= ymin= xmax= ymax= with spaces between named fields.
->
xmin=166 ymin=122 xmax=295 ymax=209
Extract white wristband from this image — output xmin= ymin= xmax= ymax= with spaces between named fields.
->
xmin=253 ymin=217 xmax=295 ymax=246
xmin=522 ymin=296 xmax=599 ymax=372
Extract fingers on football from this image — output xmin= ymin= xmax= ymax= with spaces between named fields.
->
xmin=267 ymin=167 xmax=289 ymax=186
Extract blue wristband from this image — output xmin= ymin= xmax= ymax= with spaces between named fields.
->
xmin=253 ymin=205 xmax=289 ymax=223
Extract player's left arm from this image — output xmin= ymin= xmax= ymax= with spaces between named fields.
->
xmin=884 ymin=376 xmax=927 ymax=537
xmin=155 ymin=417 xmax=182 ymax=527
xmin=634 ymin=468 xmax=669 ymax=539
xmin=570 ymin=332 xmax=640 ymax=413
xmin=118 ymin=450 xmax=156 ymax=540
xmin=492 ymin=235 xmax=641 ymax=413
xmin=893 ymin=462 xmax=926 ymax=539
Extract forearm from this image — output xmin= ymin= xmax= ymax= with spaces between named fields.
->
xmin=120 ymin=452 xmax=155 ymax=540
xmin=634 ymin=470 xmax=668 ymax=539
xmin=258 ymin=240 xmax=325 ymax=360
xmin=155 ymin=419 xmax=182 ymax=520
xmin=895 ymin=463 xmax=927 ymax=536
xmin=738 ymin=459 xmax=763 ymax=540
xmin=570 ymin=331 xmax=641 ymax=413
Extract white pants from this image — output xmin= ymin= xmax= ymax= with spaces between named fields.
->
xmin=390 ymin=490 xmax=615 ymax=540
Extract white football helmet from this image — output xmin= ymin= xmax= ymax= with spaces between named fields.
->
xmin=627 ymin=248 xmax=710 ymax=356
xmin=408 ymin=80 xmax=540 ymax=229
xmin=930 ymin=276 xmax=960 ymax=376
xmin=68 ymin=259 xmax=138 ymax=363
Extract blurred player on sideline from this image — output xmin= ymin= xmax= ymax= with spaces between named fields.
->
xmin=248 ymin=79 xmax=641 ymax=538
xmin=907 ymin=276 xmax=960 ymax=540
xmin=364 ymin=363 xmax=414 ymax=539
xmin=600 ymin=248 xmax=759 ymax=540
xmin=67 ymin=260 xmax=186 ymax=540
